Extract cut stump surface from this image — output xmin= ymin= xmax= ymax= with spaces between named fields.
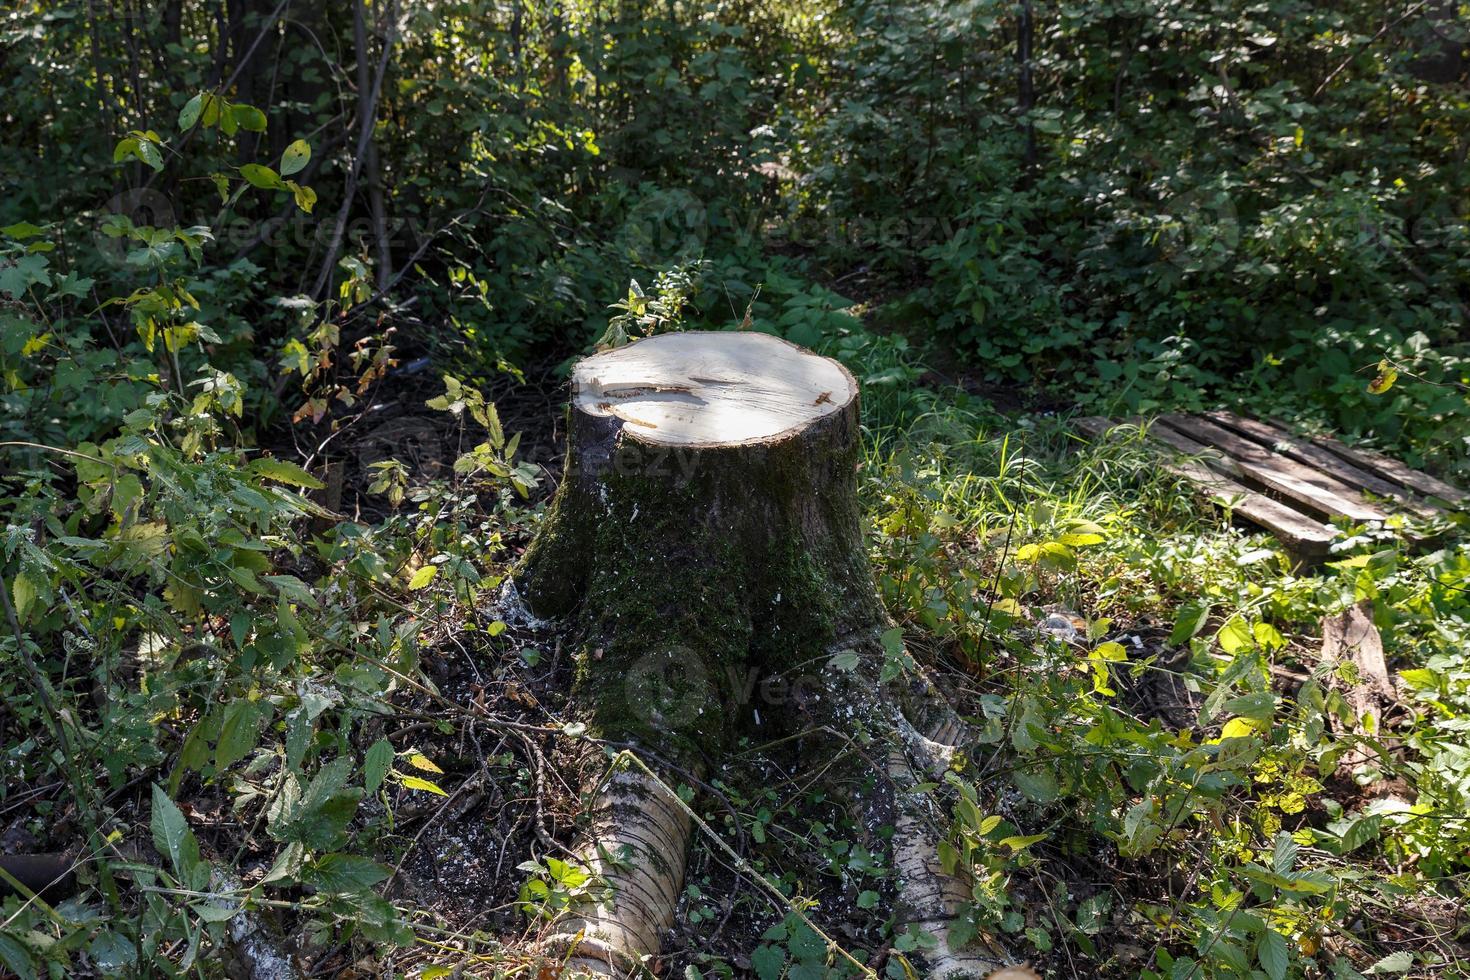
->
xmin=572 ymin=330 xmax=857 ymax=446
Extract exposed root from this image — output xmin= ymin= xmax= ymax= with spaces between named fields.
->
xmin=819 ymin=645 xmax=1014 ymax=978
xmin=543 ymin=763 xmax=692 ymax=976
xmin=888 ymin=745 xmax=1008 ymax=978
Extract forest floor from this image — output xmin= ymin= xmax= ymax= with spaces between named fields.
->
xmin=6 ymin=309 xmax=1468 ymax=980
xmin=258 ymin=318 xmax=1470 ymax=978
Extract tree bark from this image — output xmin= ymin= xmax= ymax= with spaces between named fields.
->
xmin=355 ymin=0 xmax=392 ymax=289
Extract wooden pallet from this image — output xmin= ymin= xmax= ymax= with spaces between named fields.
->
xmin=1074 ymin=411 xmax=1466 ymax=558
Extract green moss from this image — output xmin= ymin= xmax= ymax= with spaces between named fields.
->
xmin=521 ymin=422 xmax=884 ymax=766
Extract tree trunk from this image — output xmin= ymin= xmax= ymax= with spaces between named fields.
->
xmin=515 ymin=331 xmax=1010 ymax=977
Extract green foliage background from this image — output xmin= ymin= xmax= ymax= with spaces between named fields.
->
xmin=1 ymin=0 xmax=1468 ymax=976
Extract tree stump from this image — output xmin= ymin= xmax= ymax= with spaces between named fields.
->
xmin=517 ymin=330 xmax=881 ymax=756
xmin=514 ymin=331 xmax=1009 ymax=977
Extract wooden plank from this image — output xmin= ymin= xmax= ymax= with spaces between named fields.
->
xmin=1296 ymin=428 xmax=1467 ymax=509
xmin=1321 ymin=602 xmax=1394 ymax=728
xmin=1072 ymin=416 xmax=1133 ymax=440
xmin=1072 ymin=417 xmax=1335 ymax=554
xmin=1156 ymin=414 xmax=1388 ymax=523
xmin=1320 ymin=602 xmax=1398 ymax=771
xmin=1203 ymin=411 xmax=1442 ymax=519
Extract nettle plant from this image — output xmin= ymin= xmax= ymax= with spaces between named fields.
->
xmin=2 ymin=398 xmax=416 ymax=974
xmin=0 ymin=100 xmax=529 ymax=975
xmin=858 ymin=414 xmax=1470 ymax=978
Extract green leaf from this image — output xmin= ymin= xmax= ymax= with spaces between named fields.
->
xmin=151 ymin=784 xmax=206 ymax=888
xmin=305 ymin=853 xmax=389 ymax=894
xmin=1398 ymin=668 xmax=1438 ymax=691
xmin=219 ymin=100 xmax=239 ymax=136
xmin=1253 ymin=622 xmax=1286 ymax=652
xmin=999 ymin=832 xmax=1048 ymax=852
xmin=0 ymin=254 xmax=50 ymax=299
xmin=1011 ymin=767 xmax=1059 ymax=803
xmin=1223 ymin=690 xmax=1276 ymax=722
xmin=178 ymin=92 xmax=204 ymax=130
xmin=1075 ymin=892 xmax=1111 ymax=935
xmin=1216 ymin=615 xmax=1254 ymax=655
xmin=134 ymin=139 xmax=164 ymax=172
xmin=1257 ymin=929 xmax=1289 ymax=980
xmin=240 ymin=163 xmax=284 ymax=190
xmin=232 ymin=103 xmax=268 ymax=132
xmin=1339 ymin=813 xmax=1383 ymax=853
xmin=249 ymin=456 xmax=325 ymax=488
xmin=407 ymin=565 xmax=437 ymax=590
xmin=1169 ymin=601 xmax=1211 ymax=645
xmin=11 ymin=572 xmax=38 ymax=620
xmin=364 ymin=739 xmax=394 ymax=795
xmin=215 ymin=700 xmax=263 ymax=771
xmin=265 ymin=574 xmax=320 ymax=609
xmin=268 ymin=759 xmax=362 ymax=850
xmin=261 ymin=842 xmax=306 ymax=885
xmin=1271 ymin=832 xmax=1298 ymax=874
xmin=751 ymin=944 xmax=785 ymax=980
xmin=280 ymin=139 xmax=311 ymax=176
xmin=85 ymin=931 xmax=135 ymax=973
xmin=191 ymin=899 xmax=242 ymax=922
xmin=1 ymin=222 xmax=44 ymax=240
xmin=1365 ymin=951 xmax=1413 ymax=974
xmin=0 ymin=932 xmax=36 ymax=980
